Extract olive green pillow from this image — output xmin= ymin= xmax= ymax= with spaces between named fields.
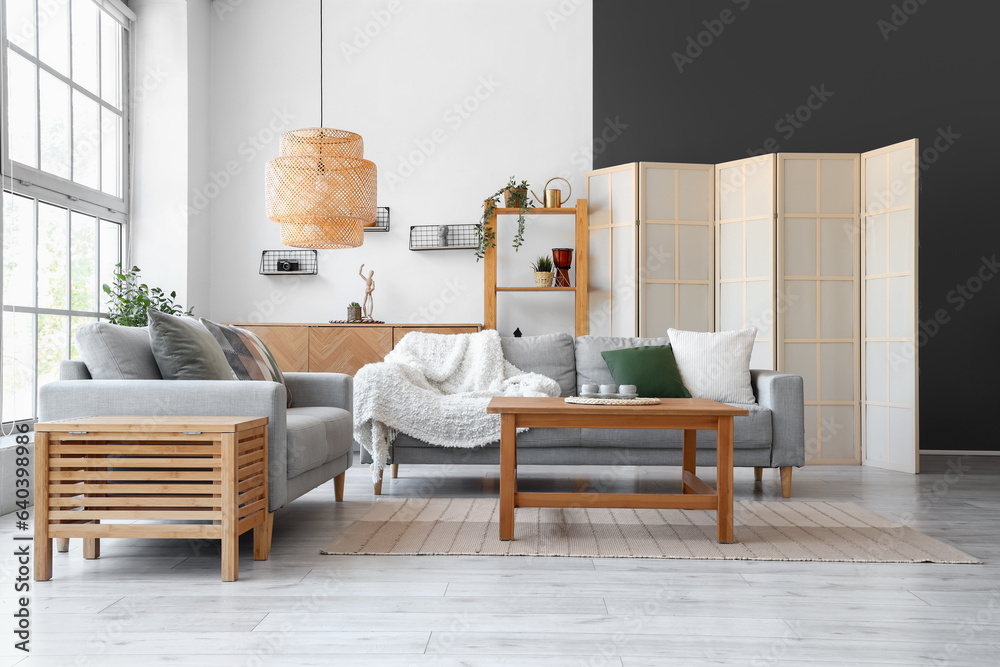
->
xmin=147 ymin=310 xmax=234 ymax=381
xmin=600 ymin=344 xmax=691 ymax=398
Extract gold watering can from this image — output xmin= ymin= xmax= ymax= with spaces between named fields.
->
xmin=531 ymin=177 xmax=572 ymax=209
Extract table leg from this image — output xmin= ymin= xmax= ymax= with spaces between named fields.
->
xmin=682 ymin=429 xmax=697 ymax=493
xmin=34 ymin=432 xmax=52 ymax=581
xmin=221 ymin=433 xmax=238 ymax=582
xmin=717 ymin=416 xmax=734 ymax=543
xmin=499 ymin=413 xmax=516 ymax=541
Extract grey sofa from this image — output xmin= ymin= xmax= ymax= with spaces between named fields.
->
xmin=361 ymin=333 xmax=805 ymax=497
xmin=42 ymin=360 xmax=354 ymax=515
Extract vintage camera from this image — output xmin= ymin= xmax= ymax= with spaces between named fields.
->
xmin=276 ymin=260 xmax=299 ymax=272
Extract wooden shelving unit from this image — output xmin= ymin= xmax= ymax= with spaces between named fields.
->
xmin=484 ymin=199 xmax=588 ymax=337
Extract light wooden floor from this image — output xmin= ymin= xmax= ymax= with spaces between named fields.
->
xmin=4 ymin=455 xmax=1000 ymax=666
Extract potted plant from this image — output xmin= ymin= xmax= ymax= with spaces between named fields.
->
xmin=102 ymin=264 xmax=192 ymax=327
xmin=531 ymin=255 xmax=554 ymax=287
xmin=475 ymin=176 xmax=532 ymax=261
xmin=347 ymin=302 xmax=362 ymax=322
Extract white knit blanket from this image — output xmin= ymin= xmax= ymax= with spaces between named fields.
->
xmin=353 ymin=329 xmax=560 ymax=482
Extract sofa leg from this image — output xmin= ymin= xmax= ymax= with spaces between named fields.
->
xmin=753 ymin=467 xmax=763 ymax=482
xmin=374 ymin=469 xmax=383 ymax=495
xmin=334 ymin=472 xmax=345 ymax=502
xmin=253 ymin=511 xmax=274 ymax=561
xmin=780 ymin=466 xmax=792 ymax=498
xmin=390 ymin=463 xmax=399 ymax=479
xmin=56 ymin=538 xmax=70 ymax=553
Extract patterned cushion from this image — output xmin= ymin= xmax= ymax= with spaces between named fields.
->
xmin=200 ymin=318 xmax=292 ymax=407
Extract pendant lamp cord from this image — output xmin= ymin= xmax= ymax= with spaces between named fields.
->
xmin=319 ymin=0 xmax=324 ymax=127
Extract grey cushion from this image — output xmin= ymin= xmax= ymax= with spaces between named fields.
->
xmin=501 ymin=333 xmax=577 ymax=397
xmin=581 ymin=403 xmax=772 ymax=450
xmin=574 ymin=335 xmax=670 ymax=391
xmin=147 ymin=311 xmax=234 ymax=381
xmin=74 ymin=322 xmax=162 ymax=379
xmin=286 ymin=406 xmax=353 ymax=477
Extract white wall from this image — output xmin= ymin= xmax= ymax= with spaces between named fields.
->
xmin=187 ymin=0 xmax=213 ymax=311
xmin=130 ymin=0 xmax=189 ymax=304
xmin=207 ymin=0 xmax=593 ymax=335
xmin=130 ymin=0 xmax=213 ymax=314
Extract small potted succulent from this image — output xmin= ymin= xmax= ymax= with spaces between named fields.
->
xmin=475 ymin=176 xmax=532 ymax=260
xmin=531 ymin=255 xmax=554 ymax=287
xmin=347 ymin=302 xmax=362 ymax=322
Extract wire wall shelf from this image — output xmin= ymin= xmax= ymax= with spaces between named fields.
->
xmin=365 ymin=207 xmax=390 ymax=232
xmin=259 ymin=249 xmax=319 ymax=275
xmin=409 ymin=224 xmax=477 ymax=251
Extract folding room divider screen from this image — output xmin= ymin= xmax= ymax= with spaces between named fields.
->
xmin=585 ymin=139 xmax=919 ymax=472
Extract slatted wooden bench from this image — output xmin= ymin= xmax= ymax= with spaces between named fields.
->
xmin=34 ymin=416 xmax=270 ymax=582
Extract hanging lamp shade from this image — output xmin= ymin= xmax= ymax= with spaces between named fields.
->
xmin=265 ymin=128 xmax=377 ymax=249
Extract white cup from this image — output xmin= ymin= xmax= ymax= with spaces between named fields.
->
xmin=619 ymin=384 xmax=637 ymax=395
xmin=580 ymin=383 xmax=598 ymax=395
xmin=599 ymin=384 xmax=617 ymax=395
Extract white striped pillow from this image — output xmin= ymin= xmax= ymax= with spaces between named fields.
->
xmin=666 ymin=327 xmax=757 ymax=404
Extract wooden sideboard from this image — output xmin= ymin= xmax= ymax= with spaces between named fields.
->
xmin=232 ymin=323 xmax=482 ymax=375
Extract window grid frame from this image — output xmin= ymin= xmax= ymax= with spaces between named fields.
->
xmin=1 ymin=0 xmax=133 ymax=426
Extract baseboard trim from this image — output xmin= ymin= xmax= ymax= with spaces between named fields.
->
xmin=922 ymin=450 xmax=1000 ymax=456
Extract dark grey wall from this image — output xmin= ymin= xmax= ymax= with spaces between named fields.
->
xmin=594 ymin=0 xmax=1000 ymax=451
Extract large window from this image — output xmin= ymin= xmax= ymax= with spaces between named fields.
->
xmin=1 ymin=0 xmax=133 ymax=425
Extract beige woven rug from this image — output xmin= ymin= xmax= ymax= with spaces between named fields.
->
xmin=322 ymin=497 xmax=980 ymax=563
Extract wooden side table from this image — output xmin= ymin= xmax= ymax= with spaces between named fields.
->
xmin=34 ymin=416 xmax=270 ymax=582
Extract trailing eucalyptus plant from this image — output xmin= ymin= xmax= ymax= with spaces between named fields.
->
xmin=102 ymin=264 xmax=193 ymax=327
xmin=475 ymin=176 xmax=532 ymax=261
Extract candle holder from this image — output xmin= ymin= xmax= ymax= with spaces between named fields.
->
xmin=552 ymin=247 xmax=573 ymax=287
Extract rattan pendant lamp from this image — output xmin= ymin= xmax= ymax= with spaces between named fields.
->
xmin=264 ymin=2 xmax=376 ymax=248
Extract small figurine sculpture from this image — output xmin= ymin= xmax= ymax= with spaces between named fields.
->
xmin=437 ymin=225 xmax=449 ymax=248
xmin=359 ymin=264 xmax=375 ymax=321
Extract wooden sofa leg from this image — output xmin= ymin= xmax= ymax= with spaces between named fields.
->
xmin=753 ymin=467 xmax=763 ymax=482
xmin=253 ymin=511 xmax=274 ymax=561
xmin=374 ymin=469 xmax=383 ymax=495
xmin=56 ymin=538 xmax=70 ymax=553
xmin=334 ymin=472 xmax=346 ymax=502
xmin=390 ymin=463 xmax=399 ymax=479
xmin=780 ymin=466 xmax=792 ymax=498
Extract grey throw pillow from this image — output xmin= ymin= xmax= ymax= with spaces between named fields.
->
xmin=74 ymin=322 xmax=163 ymax=380
xmin=147 ymin=310 xmax=234 ymax=380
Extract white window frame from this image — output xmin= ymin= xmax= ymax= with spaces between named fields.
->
xmin=0 ymin=0 xmax=135 ymax=427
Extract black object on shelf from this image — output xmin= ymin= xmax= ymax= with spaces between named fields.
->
xmin=409 ymin=224 xmax=477 ymax=251
xmin=365 ymin=206 xmax=390 ymax=233
xmin=513 ymin=328 xmax=522 ymax=337
xmin=259 ymin=249 xmax=318 ymax=275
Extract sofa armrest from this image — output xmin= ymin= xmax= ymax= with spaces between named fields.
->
xmin=60 ymin=360 xmax=92 ymax=380
xmin=751 ymin=370 xmax=805 ymax=467
xmin=284 ymin=373 xmax=353 ymax=412
xmin=38 ymin=380 xmax=289 ymax=509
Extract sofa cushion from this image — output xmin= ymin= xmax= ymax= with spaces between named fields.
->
xmin=147 ymin=311 xmax=234 ymax=381
xmin=601 ymin=345 xmax=691 ymax=398
xmin=575 ymin=336 xmax=670 ymax=391
xmin=286 ymin=406 xmax=353 ymax=478
xmin=581 ymin=403 xmax=772 ymax=450
xmin=200 ymin=318 xmax=292 ymax=407
xmin=74 ymin=322 xmax=162 ymax=379
xmin=667 ymin=327 xmax=757 ymax=403
xmin=501 ymin=332 xmax=577 ymax=397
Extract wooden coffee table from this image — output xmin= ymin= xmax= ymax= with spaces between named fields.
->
xmin=34 ymin=416 xmax=271 ymax=582
xmin=486 ymin=397 xmax=749 ymax=543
